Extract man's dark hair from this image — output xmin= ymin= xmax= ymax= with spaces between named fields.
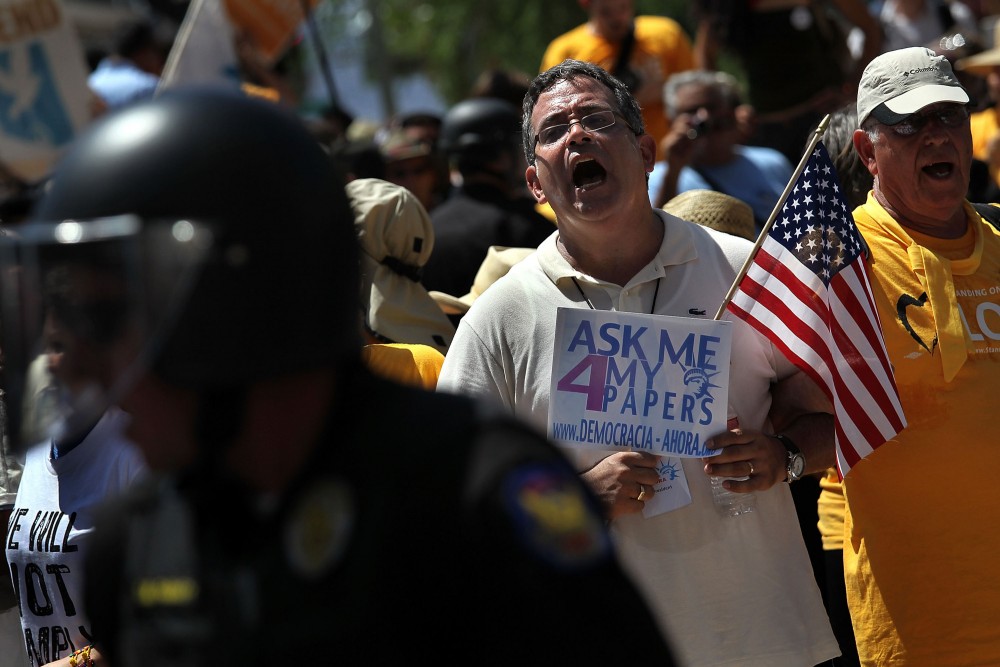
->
xmin=522 ymin=59 xmax=645 ymax=165
xmin=113 ymin=19 xmax=162 ymax=59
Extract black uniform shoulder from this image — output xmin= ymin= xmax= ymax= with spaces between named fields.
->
xmin=972 ymin=201 xmax=1000 ymax=231
xmin=352 ymin=367 xmax=615 ymax=568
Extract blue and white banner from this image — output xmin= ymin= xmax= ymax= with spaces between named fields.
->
xmin=0 ymin=0 xmax=92 ymax=182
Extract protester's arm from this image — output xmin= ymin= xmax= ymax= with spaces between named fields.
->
xmin=768 ymin=370 xmax=837 ymax=474
xmin=42 ymin=646 xmax=105 ymax=667
xmin=704 ymin=371 xmax=834 ymax=491
xmin=692 ymin=16 xmax=718 ymax=71
xmin=653 ymin=114 xmax=702 ymax=208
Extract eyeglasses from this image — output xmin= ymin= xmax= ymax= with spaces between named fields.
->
xmin=888 ymin=105 xmax=970 ymax=137
xmin=533 ymin=110 xmax=626 ymax=147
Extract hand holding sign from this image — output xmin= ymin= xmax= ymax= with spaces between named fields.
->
xmin=581 ymin=450 xmax=661 ymax=520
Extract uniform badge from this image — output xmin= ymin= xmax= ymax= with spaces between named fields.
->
xmin=284 ymin=478 xmax=355 ymax=578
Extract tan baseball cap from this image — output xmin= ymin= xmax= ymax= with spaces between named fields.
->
xmin=857 ymin=47 xmax=969 ymax=128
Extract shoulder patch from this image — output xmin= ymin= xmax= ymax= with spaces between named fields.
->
xmin=501 ymin=462 xmax=611 ymax=570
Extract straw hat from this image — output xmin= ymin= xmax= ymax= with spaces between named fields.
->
xmin=662 ymin=189 xmax=756 ymax=242
xmin=378 ymin=129 xmax=432 ymax=163
xmin=955 ymin=22 xmax=1000 ymax=75
xmin=429 ymin=246 xmax=535 ymax=315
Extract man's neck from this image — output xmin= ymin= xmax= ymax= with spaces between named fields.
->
xmin=874 ymin=187 xmax=968 ymax=239
xmin=556 ymin=208 xmax=664 ymax=285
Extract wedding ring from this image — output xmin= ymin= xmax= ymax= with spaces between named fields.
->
xmin=637 ymin=484 xmax=649 ymax=502
xmin=747 ymin=461 xmax=755 ymax=476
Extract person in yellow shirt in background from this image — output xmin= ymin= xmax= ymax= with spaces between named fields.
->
xmin=848 ymin=46 xmax=1000 ymax=665
xmin=957 ymin=23 xmax=1000 ymax=193
xmin=540 ymin=0 xmax=694 ymax=149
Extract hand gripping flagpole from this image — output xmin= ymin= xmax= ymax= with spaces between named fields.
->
xmin=712 ymin=114 xmax=832 ymax=321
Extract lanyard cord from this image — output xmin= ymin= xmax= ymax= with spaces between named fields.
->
xmin=571 ymin=276 xmax=661 ymax=314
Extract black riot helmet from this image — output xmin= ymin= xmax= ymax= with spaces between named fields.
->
xmin=439 ymin=98 xmax=521 ymax=169
xmin=0 ymin=88 xmax=359 ymax=452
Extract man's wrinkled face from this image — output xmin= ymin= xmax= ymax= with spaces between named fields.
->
xmin=525 ymin=76 xmax=655 ymax=221
xmin=860 ymin=102 xmax=973 ymax=227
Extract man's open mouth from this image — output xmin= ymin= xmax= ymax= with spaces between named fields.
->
xmin=922 ymin=161 xmax=954 ymax=178
xmin=573 ymin=157 xmax=607 ymax=188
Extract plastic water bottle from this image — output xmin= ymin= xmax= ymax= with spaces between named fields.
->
xmin=709 ymin=407 xmax=757 ymax=518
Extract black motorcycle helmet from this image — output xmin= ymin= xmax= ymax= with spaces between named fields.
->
xmin=0 ymin=88 xmax=359 ymax=452
xmin=439 ymin=97 xmax=521 ymax=169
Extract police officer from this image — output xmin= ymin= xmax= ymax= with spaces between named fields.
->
xmin=0 ymin=90 xmax=676 ymax=665
xmin=421 ymin=97 xmax=555 ymax=303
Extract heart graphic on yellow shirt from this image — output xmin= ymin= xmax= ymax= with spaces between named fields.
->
xmin=896 ymin=291 xmax=937 ymax=353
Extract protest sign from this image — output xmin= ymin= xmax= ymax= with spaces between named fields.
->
xmin=548 ymin=308 xmax=732 ymax=459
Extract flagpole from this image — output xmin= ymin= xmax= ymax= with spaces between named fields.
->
xmin=157 ymin=0 xmax=206 ymax=92
xmin=300 ymin=0 xmax=341 ymax=110
xmin=712 ymin=114 xmax=832 ymax=321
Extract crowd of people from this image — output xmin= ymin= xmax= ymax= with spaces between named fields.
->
xmin=2 ymin=0 xmax=1000 ymax=665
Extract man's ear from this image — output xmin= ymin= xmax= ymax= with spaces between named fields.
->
xmin=526 ymin=164 xmax=547 ymax=204
xmin=639 ymin=134 xmax=657 ymax=172
xmin=853 ymin=128 xmax=878 ymax=177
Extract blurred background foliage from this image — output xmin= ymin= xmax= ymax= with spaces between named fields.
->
xmin=311 ymin=0 xmax=698 ymax=106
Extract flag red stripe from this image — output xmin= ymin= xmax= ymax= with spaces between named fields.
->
xmin=730 ymin=244 xmax=905 ymax=462
xmin=829 ymin=266 xmax=905 ymax=431
xmin=728 ymin=270 xmax=893 ymax=452
xmin=831 ymin=263 xmax=898 ymax=392
xmin=734 ymin=263 xmax=902 ymax=447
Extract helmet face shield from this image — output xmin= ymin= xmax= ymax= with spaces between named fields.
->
xmin=0 ymin=215 xmax=212 ymax=453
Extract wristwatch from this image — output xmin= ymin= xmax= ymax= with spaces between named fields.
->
xmin=775 ymin=434 xmax=805 ymax=482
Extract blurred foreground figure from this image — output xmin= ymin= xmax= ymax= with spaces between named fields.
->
xmin=0 ymin=89 xmax=677 ymax=666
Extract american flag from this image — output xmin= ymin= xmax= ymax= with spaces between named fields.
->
xmin=726 ymin=141 xmax=906 ymax=478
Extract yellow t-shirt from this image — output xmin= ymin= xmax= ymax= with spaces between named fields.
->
xmin=969 ymin=106 xmax=1000 ymax=189
xmin=816 ymin=467 xmax=844 ymax=551
xmin=361 ymin=343 xmax=445 ymax=390
xmin=844 ymin=197 xmax=1000 ymax=665
xmin=540 ymin=15 xmax=694 ymax=148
